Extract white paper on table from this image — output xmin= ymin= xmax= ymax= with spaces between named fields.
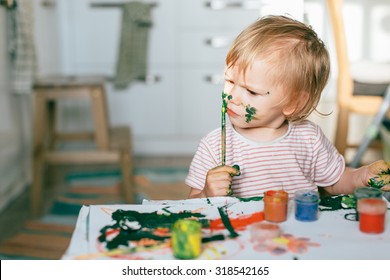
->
xmin=62 ymin=198 xmax=390 ymax=260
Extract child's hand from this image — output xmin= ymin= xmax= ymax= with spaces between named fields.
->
xmin=204 ymin=165 xmax=240 ymax=197
xmin=366 ymin=160 xmax=390 ymax=191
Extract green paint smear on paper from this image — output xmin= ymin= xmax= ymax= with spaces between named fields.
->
xmin=202 ymin=234 xmax=225 ymax=243
xmin=98 ymin=209 xmax=209 ymax=250
xmin=98 ymin=207 xmax=236 ymax=250
xmin=237 ymin=196 xmax=263 ymax=202
xmin=319 ymin=195 xmax=355 ymax=211
xmin=319 ymin=195 xmax=344 ymax=211
xmin=217 ymin=206 xmax=239 ymax=238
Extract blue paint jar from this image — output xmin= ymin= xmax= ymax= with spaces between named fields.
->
xmin=294 ymin=190 xmax=320 ymax=222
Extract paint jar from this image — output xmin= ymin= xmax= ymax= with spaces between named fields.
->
xmin=250 ymin=222 xmax=281 ymax=242
xmin=294 ymin=189 xmax=320 ymax=222
xmin=263 ymin=190 xmax=289 ymax=223
xmin=357 ymin=198 xmax=387 ymax=234
xmin=171 ymin=219 xmax=202 ymax=259
xmin=354 ymin=187 xmax=383 ymax=220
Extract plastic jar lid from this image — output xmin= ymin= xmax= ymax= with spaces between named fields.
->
xmin=294 ymin=190 xmax=319 ymax=203
xmin=357 ymin=198 xmax=387 ymax=215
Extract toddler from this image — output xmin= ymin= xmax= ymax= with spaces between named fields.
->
xmin=186 ymin=15 xmax=390 ymax=199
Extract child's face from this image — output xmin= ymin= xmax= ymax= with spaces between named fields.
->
xmin=223 ymin=59 xmax=290 ymax=130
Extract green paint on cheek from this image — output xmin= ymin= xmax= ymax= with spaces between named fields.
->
xmin=244 ymin=105 xmax=257 ymax=123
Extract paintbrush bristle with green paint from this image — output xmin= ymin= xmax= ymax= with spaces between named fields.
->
xmin=221 ymin=91 xmax=240 ymax=196
xmin=221 ymin=91 xmax=228 ymax=166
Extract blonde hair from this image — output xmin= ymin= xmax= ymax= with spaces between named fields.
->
xmin=226 ymin=15 xmax=330 ymax=122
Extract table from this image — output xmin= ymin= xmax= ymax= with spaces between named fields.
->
xmin=62 ymin=196 xmax=390 ymax=260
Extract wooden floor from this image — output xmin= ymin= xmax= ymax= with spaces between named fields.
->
xmin=0 ymin=155 xmax=192 ymax=244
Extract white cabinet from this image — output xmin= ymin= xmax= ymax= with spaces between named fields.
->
xmin=178 ymin=0 xmax=263 ymax=29
xmin=107 ymin=67 xmax=178 ymax=137
xmin=36 ymin=0 xmax=303 ymax=155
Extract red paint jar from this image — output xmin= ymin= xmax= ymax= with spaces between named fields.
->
xmin=357 ymin=198 xmax=387 ymax=234
xmin=263 ymin=190 xmax=289 ymax=223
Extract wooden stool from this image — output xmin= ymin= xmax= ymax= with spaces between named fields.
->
xmin=31 ymin=76 xmax=135 ymax=216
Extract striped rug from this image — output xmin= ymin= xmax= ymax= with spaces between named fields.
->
xmin=0 ymin=167 xmax=189 ymax=259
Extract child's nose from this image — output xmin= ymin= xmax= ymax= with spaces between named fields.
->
xmin=229 ymin=87 xmax=242 ymax=105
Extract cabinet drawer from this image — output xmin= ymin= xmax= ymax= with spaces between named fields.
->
xmin=178 ymin=0 xmax=304 ymax=30
xmin=178 ymin=0 xmax=262 ymax=29
xmin=107 ymin=67 xmax=178 ymax=137
xmin=178 ymin=67 xmax=225 ymax=135
xmin=178 ymin=30 xmax=243 ymax=66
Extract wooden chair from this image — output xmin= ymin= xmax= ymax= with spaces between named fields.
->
xmin=31 ymin=75 xmax=135 ymax=216
xmin=326 ymin=0 xmax=390 ymax=167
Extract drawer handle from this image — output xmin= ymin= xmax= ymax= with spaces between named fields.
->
xmin=205 ymin=74 xmax=224 ymax=85
xmin=108 ymin=75 xmax=161 ymax=85
xmin=137 ymin=75 xmax=162 ymax=85
xmin=205 ymin=37 xmax=230 ymax=48
xmin=41 ymin=0 xmax=56 ymax=8
xmin=205 ymin=0 xmax=261 ymax=10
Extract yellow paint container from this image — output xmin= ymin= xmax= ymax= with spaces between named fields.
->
xmin=171 ymin=219 xmax=202 ymax=259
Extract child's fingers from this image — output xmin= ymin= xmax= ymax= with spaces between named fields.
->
xmin=380 ymin=184 xmax=390 ymax=192
xmin=369 ymin=160 xmax=390 ymax=175
xmin=209 ymin=165 xmax=240 ymax=176
xmin=208 ymin=171 xmax=232 ymax=182
xmin=368 ymin=174 xmax=390 ymax=189
xmin=206 ymin=165 xmax=240 ymax=197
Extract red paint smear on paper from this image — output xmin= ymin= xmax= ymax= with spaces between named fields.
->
xmin=209 ymin=211 xmax=264 ymax=230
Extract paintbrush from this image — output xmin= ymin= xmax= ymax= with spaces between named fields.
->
xmin=221 ymin=91 xmax=227 ymax=166
xmin=222 ymin=91 xmax=237 ymax=196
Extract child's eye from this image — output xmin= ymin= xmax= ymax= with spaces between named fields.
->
xmin=248 ymin=90 xmax=257 ymax=95
xmin=248 ymin=90 xmax=270 ymax=96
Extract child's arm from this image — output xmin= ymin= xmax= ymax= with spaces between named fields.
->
xmin=188 ymin=165 xmax=240 ymax=199
xmin=323 ymin=160 xmax=390 ymax=195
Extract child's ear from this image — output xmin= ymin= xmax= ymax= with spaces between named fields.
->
xmin=282 ymin=91 xmax=309 ymax=117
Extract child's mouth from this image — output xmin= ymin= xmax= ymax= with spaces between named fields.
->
xmin=227 ymin=108 xmax=239 ymax=117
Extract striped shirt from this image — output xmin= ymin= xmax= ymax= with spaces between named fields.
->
xmin=185 ymin=120 xmax=345 ymax=198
